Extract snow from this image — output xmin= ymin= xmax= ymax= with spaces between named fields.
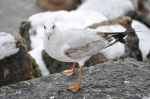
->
xmin=142 ymin=94 xmax=150 ymax=99
xmin=124 ymin=81 xmax=130 ymax=84
xmin=100 ymin=42 xmax=125 ymax=60
xmin=0 ymin=32 xmax=19 ymax=60
xmin=132 ymin=20 xmax=150 ymax=60
xmin=29 ymin=47 xmax=49 ymax=76
xmin=78 ymin=0 xmax=135 ymax=19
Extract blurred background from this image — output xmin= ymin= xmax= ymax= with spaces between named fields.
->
xmin=0 ymin=0 xmax=41 ymax=32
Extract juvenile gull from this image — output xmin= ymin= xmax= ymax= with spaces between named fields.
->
xmin=43 ymin=23 xmax=127 ymax=92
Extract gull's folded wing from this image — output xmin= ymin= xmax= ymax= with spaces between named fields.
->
xmin=64 ymin=29 xmax=128 ymax=59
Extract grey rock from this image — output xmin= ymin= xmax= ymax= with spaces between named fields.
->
xmin=123 ymin=30 xmax=143 ymax=61
xmin=0 ymin=33 xmax=41 ymax=87
xmin=0 ymin=0 xmax=41 ymax=33
xmin=0 ymin=58 xmax=150 ymax=99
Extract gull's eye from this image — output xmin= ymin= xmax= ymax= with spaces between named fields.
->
xmin=44 ymin=25 xmax=46 ymax=29
xmin=52 ymin=25 xmax=55 ymax=29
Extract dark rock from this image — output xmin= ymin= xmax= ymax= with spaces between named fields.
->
xmin=42 ymin=49 xmax=72 ymax=74
xmin=0 ymin=58 xmax=150 ymax=99
xmin=123 ymin=29 xmax=143 ymax=61
xmin=0 ymin=33 xmax=41 ymax=87
xmin=122 ymin=19 xmax=143 ymax=61
xmin=147 ymin=51 xmax=150 ymax=64
xmin=129 ymin=0 xmax=150 ymax=28
xmin=42 ymin=50 xmax=107 ymax=74
xmin=37 ymin=0 xmax=81 ymax=11
xmin=19 ymin=21 xmax=31 ymax=51
xmin=84 ymin=53 xmax=108 ymax=66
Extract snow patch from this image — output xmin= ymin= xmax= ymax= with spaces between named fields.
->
xmin=78 ymin=0 xmax=135 ymax=19
xmin=29 ymin=47 xmax=49 ymax=76
xmin=100 ymin=42 xmax=125 ymax=60
xmin=132 ymin=20 xmax=150 ymax=60
xmin=0 ymin=32 xmax=19 ymax=60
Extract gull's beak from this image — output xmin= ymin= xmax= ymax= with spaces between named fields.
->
xmin=48 ymin=32 xmax=52 ymax=40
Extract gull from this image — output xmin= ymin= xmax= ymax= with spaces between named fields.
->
xmin=43 ymin=23 xmax=127 ymax=92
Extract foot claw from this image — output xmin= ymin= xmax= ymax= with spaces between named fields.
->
xmin=67 ymin=82 xmax=81 ymax=92
xmin=62 ymin=69 xmax=75 ymax=77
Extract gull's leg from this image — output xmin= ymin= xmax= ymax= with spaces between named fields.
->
xmin=62 ymin=63 xmax=76 ymax=77
xmin=67 ymin=66 xmax=83 ymax=92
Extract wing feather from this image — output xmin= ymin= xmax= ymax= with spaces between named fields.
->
xmin=64 ymin=31 xmax=109 ymax=59
xmin=63 ymin=28 xmax=126 ymax=59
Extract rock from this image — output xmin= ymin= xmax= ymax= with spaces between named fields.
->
xmin=147 ymin=51 xmax=150 ymax=64
xmin=0 ymin=58 xmax=150 ymax=99
xmin=122 ymin=18 xmax=143 ymax=61
xmin=123 ymin=28 xmax=143 ymax=61
xmin=0 ymin=32 xmax=41 ymax=87
xmin=19 ymin=21 xmax=31 ymax=51
xmin=129 ymin=0 xmax=150 ymax=28
xmin=42 ymin=50 xmax=72 ymax=74
xmin=84 ymin=53 xmax=108 ymax=67
xmin=0 ymin=0 xmax=41 ymax=33
xmin=37 ymin=0 xmax=81 ymax=11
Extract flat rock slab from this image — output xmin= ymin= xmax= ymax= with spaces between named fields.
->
xmin=0 ymin=58 xmax=150 ymax=99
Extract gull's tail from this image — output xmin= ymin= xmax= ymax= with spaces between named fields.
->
xmin=97 ymin=30 xmax=134 ymax=48
xmin=106 ymin=31 xmax=128 ymax=44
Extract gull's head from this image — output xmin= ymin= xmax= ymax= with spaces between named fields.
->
xmin=43 ymin=23 xmax=56 ymax=40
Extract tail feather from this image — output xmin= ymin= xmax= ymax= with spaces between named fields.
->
xmin=112 ymin=33 xmax=127 ymax=44
xmin=97 ymin=30 xmax=133 ymax=49
xmin=98 ymin=30 xmax=132 ymax=44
